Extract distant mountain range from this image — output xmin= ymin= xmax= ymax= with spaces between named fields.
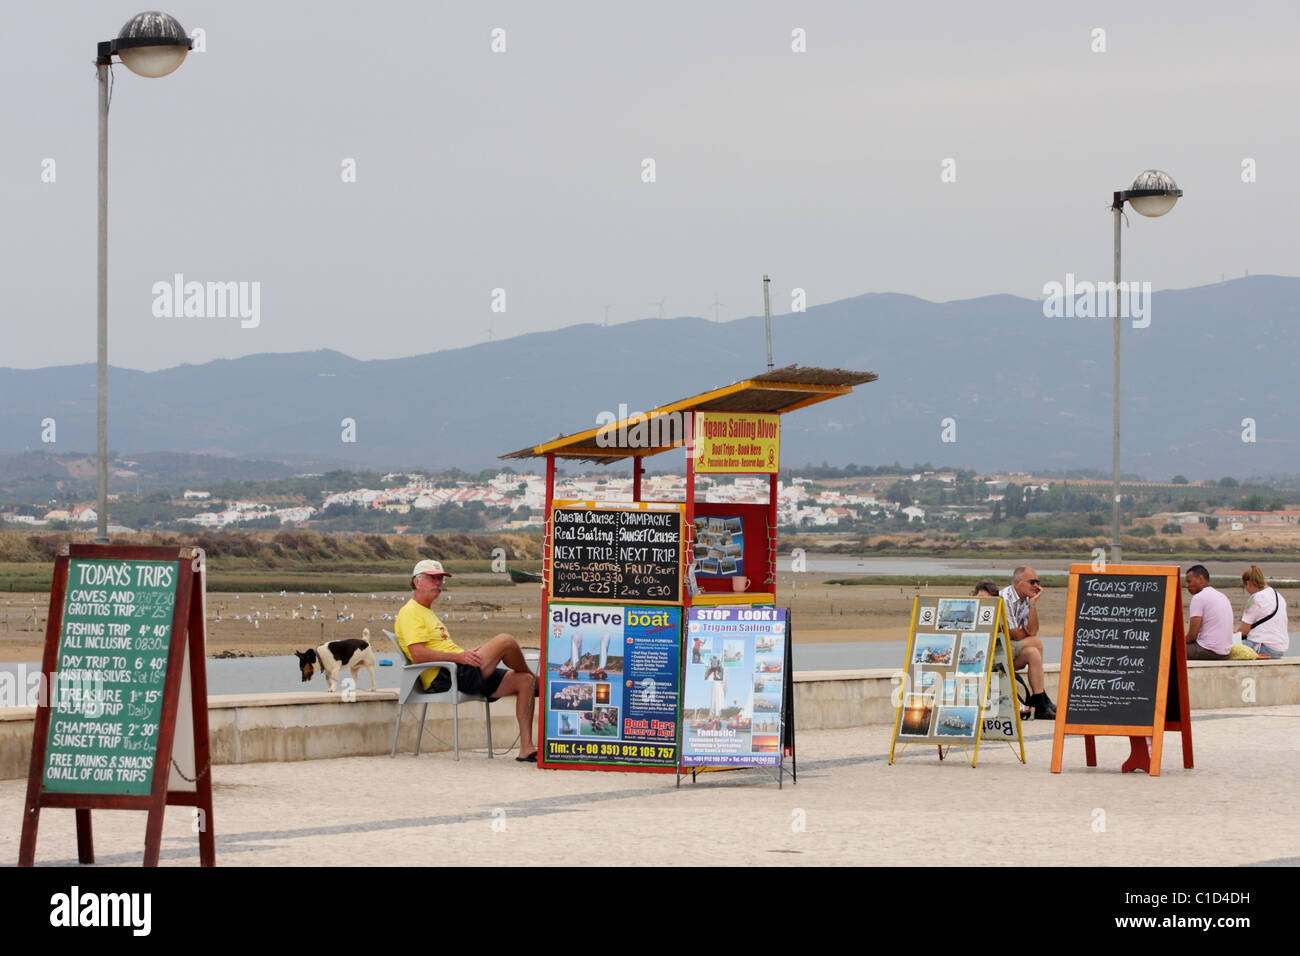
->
xmin=1 ymin=276 xmax=1295 ymax=480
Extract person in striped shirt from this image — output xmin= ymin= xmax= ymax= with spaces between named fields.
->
xmin=998 ymin=566 xmax=1056 ymax=719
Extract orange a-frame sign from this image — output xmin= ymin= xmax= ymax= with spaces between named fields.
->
xmin=1050 ymin=564 xmax=1193 ymax=776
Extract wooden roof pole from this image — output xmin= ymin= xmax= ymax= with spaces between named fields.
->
xmin=769 ymin=472 xmax=779 ymax=593
xmin=541 ymin=452 xmax=556 ymax=717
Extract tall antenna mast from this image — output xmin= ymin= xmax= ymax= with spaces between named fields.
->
xmin=763 ymin=275 xmax=773 ymax=371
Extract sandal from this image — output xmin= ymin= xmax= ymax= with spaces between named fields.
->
xmin=515 ymin=751 xmax=537 ymax=763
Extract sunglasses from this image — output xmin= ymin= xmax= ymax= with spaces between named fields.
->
xmin=1027 ymin=579 xmax=1040 ymax=586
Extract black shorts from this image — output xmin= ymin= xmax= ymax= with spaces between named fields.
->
xmin=429 ymin=664 xmax=509 ymax=700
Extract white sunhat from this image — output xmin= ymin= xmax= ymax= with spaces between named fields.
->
xmin=412 ymin=559 xmax=453 ymax=579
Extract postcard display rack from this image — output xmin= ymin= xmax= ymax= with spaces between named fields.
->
xmin=18 ymin=544 xmax=215 ymax=867
xmin=889 ymin=595 xmax=1025 ymax=768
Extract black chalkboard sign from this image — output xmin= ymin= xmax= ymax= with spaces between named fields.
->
xmin=549 ymin=503 xmax=683 ymax=604
xmin=1051 ymin=563 xmax=1193 ymax=776
xmin=1064 ymin=572 xmax=1168 ymax=726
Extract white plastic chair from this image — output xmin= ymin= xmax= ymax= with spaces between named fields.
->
xmin=382 ymin=629 xmax=493 ymax=760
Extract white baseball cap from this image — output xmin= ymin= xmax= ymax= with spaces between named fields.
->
xmin=412 ymin=559 xmax=453 ymax=579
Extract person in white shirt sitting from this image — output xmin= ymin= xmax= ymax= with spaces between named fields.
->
xmin=1237 ymin=564 xmax=1288 ymax=659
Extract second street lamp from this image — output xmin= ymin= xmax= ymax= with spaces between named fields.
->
xmin=94 ymin=13 xmax=192 ymax=543
xmin=1108 ymin=169 xmax=1183 ymax=564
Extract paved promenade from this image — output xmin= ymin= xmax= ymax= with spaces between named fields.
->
xmin=4 ymin=705 xmax=1297 ymax=867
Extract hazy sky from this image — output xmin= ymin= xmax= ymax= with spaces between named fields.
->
xmin=3 ymin=1 xmax=1297 ymax=371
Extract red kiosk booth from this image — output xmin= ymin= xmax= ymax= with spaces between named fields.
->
xmin=502 ymin=365 xmax=875 ymax=772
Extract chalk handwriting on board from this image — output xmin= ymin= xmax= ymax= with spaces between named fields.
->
xmin=1065 ymin=573 xmax=1166 ymax=726
xmin=551 ymin=508 xmax=681 ymax=602
xmin=43 ymin=559 xmax=178 ymax=795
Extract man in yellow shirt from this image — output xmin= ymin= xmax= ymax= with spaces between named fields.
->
xmin=395 ymin=559 xmax=539 ymax=761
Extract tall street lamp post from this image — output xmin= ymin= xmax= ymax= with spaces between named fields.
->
xmin=1108 ymin=169 xmax=1182 ymax=564
xmin=94 ymin=12 xmax=192 ymax=543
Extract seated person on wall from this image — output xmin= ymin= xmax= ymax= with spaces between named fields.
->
xmin=395 ymin=559 xmax=540 ymax=762
xmin=1184 ymin=564 xmax=1233 ymax=661
xmin=975 ymin=579 xmax=1029 ymax=718
xmin=1237 ymin=564 xmax=1289 ymax=659
xmin=998 ymin=566 xmax=1056 ymax=719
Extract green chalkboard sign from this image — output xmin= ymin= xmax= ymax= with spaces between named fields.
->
xmin=20 ymin=543 xmax=216 ymax=868
xmin=41 ymin=558 xmax=179 ymax=795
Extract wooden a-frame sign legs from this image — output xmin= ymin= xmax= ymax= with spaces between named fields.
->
xmin=18 ymin=544 xmax=215 ymax=867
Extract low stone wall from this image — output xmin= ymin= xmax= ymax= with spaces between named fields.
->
xmin=1 ymin=660 xmax=1295 ymax=779
xmin=791 ymin=660 xmax=1298 ymax=729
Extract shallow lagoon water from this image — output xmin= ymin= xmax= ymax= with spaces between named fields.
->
xmin=1 ymin=639 xmax=1069 ymax=697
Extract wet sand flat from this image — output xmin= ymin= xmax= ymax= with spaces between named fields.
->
xmin=0 ymin=576 xmax=1065 ymax=660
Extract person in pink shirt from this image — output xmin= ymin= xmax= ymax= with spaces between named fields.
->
xmin=1185 ymin=565 xmax=1233 ymax=660
xmin=1124 ymin=564 xmax=1230 ymax=772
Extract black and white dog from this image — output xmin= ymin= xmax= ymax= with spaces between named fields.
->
xmin=295 ymin=627 xmax=379 ymax=693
